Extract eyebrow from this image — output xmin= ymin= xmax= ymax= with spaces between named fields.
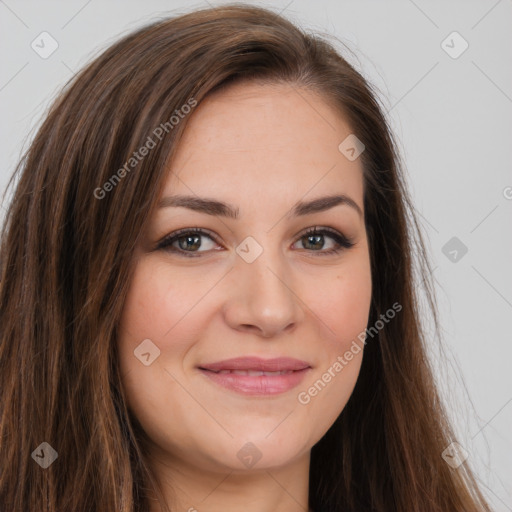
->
xmin=158 ymin=194 xmax=363 ymax=219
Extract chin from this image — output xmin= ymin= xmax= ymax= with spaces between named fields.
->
xmin=196 ymin=425 xmax=314 ymax=472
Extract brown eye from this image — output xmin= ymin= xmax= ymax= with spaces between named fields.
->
xmin=292 ymin=227 xmax=354 ymax=256
xmin=157 ymin=228 xmax=220 ymax=257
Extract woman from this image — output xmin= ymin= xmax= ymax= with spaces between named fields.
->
xmin=0 ymin=4 xmax=491 ymax=511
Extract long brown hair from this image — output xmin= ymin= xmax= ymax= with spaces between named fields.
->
xmin=0 ymin=4 xmax=491 ymax=511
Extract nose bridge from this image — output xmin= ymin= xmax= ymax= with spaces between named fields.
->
xmin=224 ymin=235 xmax=302 ymax=337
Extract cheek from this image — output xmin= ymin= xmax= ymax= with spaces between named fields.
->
xmin=118 ymin=258 xmax=214 ymax=361
xmin=329 ymin=273 xmax=371 ymax=334
xmin=116 ymin=260 xmax=193 ymax=408
xmin=301 ymin=249 xmax=372 ymax=350
xmin=293 ymin=252 xmax=371 ymax=426
xmin=121 ymin=260 xmax=192 ymax=336
xmin=117 ymin=260 xmax=207 ymax=452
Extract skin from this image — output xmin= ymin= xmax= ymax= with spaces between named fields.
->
xmin=118 ymin=81 xmax=372 ymax=512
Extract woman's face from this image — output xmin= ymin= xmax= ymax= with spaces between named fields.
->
xmin=118 ymin=82 xmax=372 ymax=473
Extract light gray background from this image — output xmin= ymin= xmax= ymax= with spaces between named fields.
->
xmin=1 ymin=0 xmax=511 ymax=509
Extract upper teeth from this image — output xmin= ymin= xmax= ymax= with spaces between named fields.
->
xmin=215 ymin=370 xmax=293 ymax=376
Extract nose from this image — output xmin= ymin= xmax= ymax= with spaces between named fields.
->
xmin=222 ymin=245 xmax=304 ymax=338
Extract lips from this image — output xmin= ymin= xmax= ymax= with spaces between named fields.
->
xmin=199 ymin=356 xmax=310 ymax=372
xmin=198 ymin=357 xmax=311 ymax=396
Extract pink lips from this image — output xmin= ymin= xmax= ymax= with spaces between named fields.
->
xmin=198 ymin=357 xmax=311 ymax=396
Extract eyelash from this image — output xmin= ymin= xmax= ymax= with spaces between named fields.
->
xmin=156 ymin=226 xmax=355 ymax=258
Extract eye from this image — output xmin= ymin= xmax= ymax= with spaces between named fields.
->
xmin=156 ymin=226 xmax=354 ymax=258
xmin=292 ymin=227 xmax=354 ymax=256
xmin=156 ymin=227 xmax=220 ymax=257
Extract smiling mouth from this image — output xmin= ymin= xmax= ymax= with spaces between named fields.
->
xmin=207 ymin=369 xmax=296 ymax=376
xmin=198 ymin=357 xmax=311 ymax=396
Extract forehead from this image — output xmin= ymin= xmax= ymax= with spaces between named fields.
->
xmin=163 ymin=82 xmax=364 ymax=212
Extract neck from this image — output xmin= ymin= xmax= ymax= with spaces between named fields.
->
xmin=146 ymin=449 xmax=311 ymax=512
